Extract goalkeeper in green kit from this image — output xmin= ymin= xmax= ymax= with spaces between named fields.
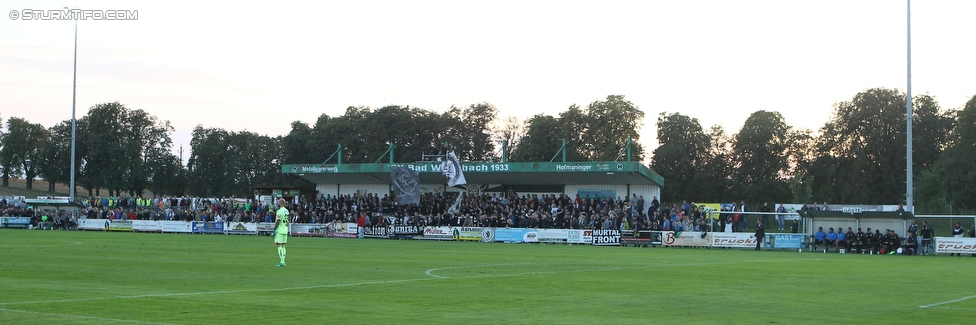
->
xmin=273 ymin=198 xmax=290 ymax=267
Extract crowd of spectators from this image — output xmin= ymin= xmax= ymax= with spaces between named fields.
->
xmin=3 ymin=193 xmax=778 ymax=234
xmin=293 ymin=191 xmax=731 ymax=233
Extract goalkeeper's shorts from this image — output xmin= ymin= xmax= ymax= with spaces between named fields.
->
xmin=274 ymin=232 xmax=288 ymax=244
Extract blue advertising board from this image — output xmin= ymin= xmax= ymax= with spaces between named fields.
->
xmin=0 ymin=217 xmax=31 ymax=228
xmin=772 ymin=234 xmax=805 ymax=249
xmin=192 ymin=221 xmax=225 ymax=234
xmin=576 ymin=189 xmax=616 ymax=200
xmin=493 ymin=228 xmax=539 ymax=243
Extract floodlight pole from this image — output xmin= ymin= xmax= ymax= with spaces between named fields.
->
xmin=68 ymin=7 xmax=79 ymax=203
xmin=905 ymin=0 xmax=914 ymax=213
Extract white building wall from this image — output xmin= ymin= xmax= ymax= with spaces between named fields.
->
xmin=315 ymin=184 xmax=339 ymax=197
xmin=564 ymin=184 xmax=627 ymax=200
xmin=628 ymin=184 xmax=662 ymax=206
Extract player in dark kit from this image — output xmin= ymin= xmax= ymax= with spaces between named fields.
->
xmin=863 ymin=228 xmax=875 ymax=254
xmin=904 ymin=233 xmax=918 ymax=255
xmin=855 ymin=228 xmax=867 ymax=254
xmin=920 ymin=221 xmax=934 ymax=255
xmin=872 ymin=229 xmax=884 ymax=254
xmin=886 ymin=230 xmax=900 ymax=254
xmin=951 ymin=223 xmax=965 ymax=256
xmin=754 ymin=219 xmax=765 ymax=251
xmin=845 ymin=227 xmax=856 ymax=253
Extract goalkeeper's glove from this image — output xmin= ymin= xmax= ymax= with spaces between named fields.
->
xmin=271 ymin=231 xmax=277 ymax=236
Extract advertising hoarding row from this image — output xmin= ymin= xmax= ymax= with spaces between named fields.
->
xmin=70 ymin=219 xmax=828 ymax=250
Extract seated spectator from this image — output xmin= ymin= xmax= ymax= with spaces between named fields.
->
xmin=862 ymin=228 xmax=874 ymax=254
xmin=855 ymin=228 xmax=867 ymax=254
xmin=813 ymin=227 xmax=826 ymax=251
xmin=903 ymin=233 xmax=918 ymax=255
xmin=886 ymin=229 xmax=900 ymax=254
xmin=844 ymin=227 xmax=857 ymax=252
xmin=873 ymin=229 xmax=884 ymax=254
xmin=834 ymin=227 xmax=846 ymax=251
xmin=825 ymin=228 xmax=837 ymax=251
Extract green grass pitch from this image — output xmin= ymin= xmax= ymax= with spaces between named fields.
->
xmin=1 ymin=229 xmax=973 ymax=324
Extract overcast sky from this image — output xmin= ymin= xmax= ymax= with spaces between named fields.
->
xmin=2 ymin=0 xmax=974 ymax=163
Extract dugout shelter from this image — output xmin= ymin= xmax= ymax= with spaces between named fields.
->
xmin=797 ymin=209 xmax=915 ymax=236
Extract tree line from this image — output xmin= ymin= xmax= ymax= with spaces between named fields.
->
xmin=1 ymin=91 xmax=974 ymax=213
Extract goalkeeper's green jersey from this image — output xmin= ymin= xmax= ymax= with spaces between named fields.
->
xmin=276 ymin=207 xmax=290 ymax=233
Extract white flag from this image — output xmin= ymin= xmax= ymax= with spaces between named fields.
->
xmin=441 ymin=151 xmax=467 ymax=187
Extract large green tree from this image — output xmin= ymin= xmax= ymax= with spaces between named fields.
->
xmin=696 ymin=125 xmax=734 ymax=201
xmin=0 ymin=117 xmax=51 ymax=190
xmin=38 ymin=121 xmax=73 ymax=192
xmin=511 ymin=114 xmax=565 ymax=162
xmin=581 ymin=95 xmax=645 ymax=161
xmin=512 ymin=95 xmax=645 ymax=163
xmin=0 ymin=115 xmax=10 ymax=187
xmin=79 ymin=102 xmax=175 ymax=197
xmin=492 ymin=116 xmax=525 ymax=161
xmin=294 ymin=106 xmax=454 ymax=165
xmin=650 ymin=112 xmax=711 ymax=203
xmin=188 ymin=126 xmax=282 ymax=197
xmin=444 ymin=103 xmax=497 ymax=162
xmin=814 ymin=89 xmax=954 ymax=204
xmin=731 ymin=110 xmax=790 ymax=203
xmin=282 ymin=121 xmax=312 ymax=164
xmin=916 ymin=94 xmax=975 ymax=212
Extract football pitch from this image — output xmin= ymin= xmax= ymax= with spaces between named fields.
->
xmin=1 ymin=229 xmax=972 ymax=324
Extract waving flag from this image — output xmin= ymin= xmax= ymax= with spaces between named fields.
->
xmin=390 ymin=165 xmax=420 ymax=205
xmin=441 ymin=151 xmax=467 ymax=187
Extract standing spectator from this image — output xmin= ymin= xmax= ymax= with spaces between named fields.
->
xmin=920 ymin=221 xmax=934 ymax=255
xmin=950 ymin=223 xmax=965 ymax=256
xmin=648 ymin=196 xmax=659 ymax=216
xmin=737 ymin=201 xmax=747 ymax=232
xmin=775 ymin=204 xmax=787 ymax=231
xmin=754 ymin=218 xmax=765 ymax=251
xmin=356 ymin=212 xmax=367 ymax=239
xmin=969 ymin=224 xmax=975 ymax=257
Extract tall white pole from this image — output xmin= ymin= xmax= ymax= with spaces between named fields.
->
xmin=905 ymin=0 xmax=914 ymax=213
xmin=69 ymin=8 xmax=78 ymax=202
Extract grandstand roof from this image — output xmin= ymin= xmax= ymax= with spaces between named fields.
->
xmin=282 ymin=161 xmax=664 ymax=187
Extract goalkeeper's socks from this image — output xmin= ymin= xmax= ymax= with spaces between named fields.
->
xmin=281 ymin=247 xmax=287 ymax=264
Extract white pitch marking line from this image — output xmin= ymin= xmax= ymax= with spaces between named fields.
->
xmin=922 ymin=307 xmax=976 ymax=311
xmin=0 ymin=277 xmax=438 ymax=306
xmin=0 ymin=307 xmax=179 ymax=325
xmin=919 ymin=294 xmax=976 ymax=309
xmin=424 ymin=263 xmax=531 ymax=278
xmin=3 ymin=241 xmax=84 ymax=248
